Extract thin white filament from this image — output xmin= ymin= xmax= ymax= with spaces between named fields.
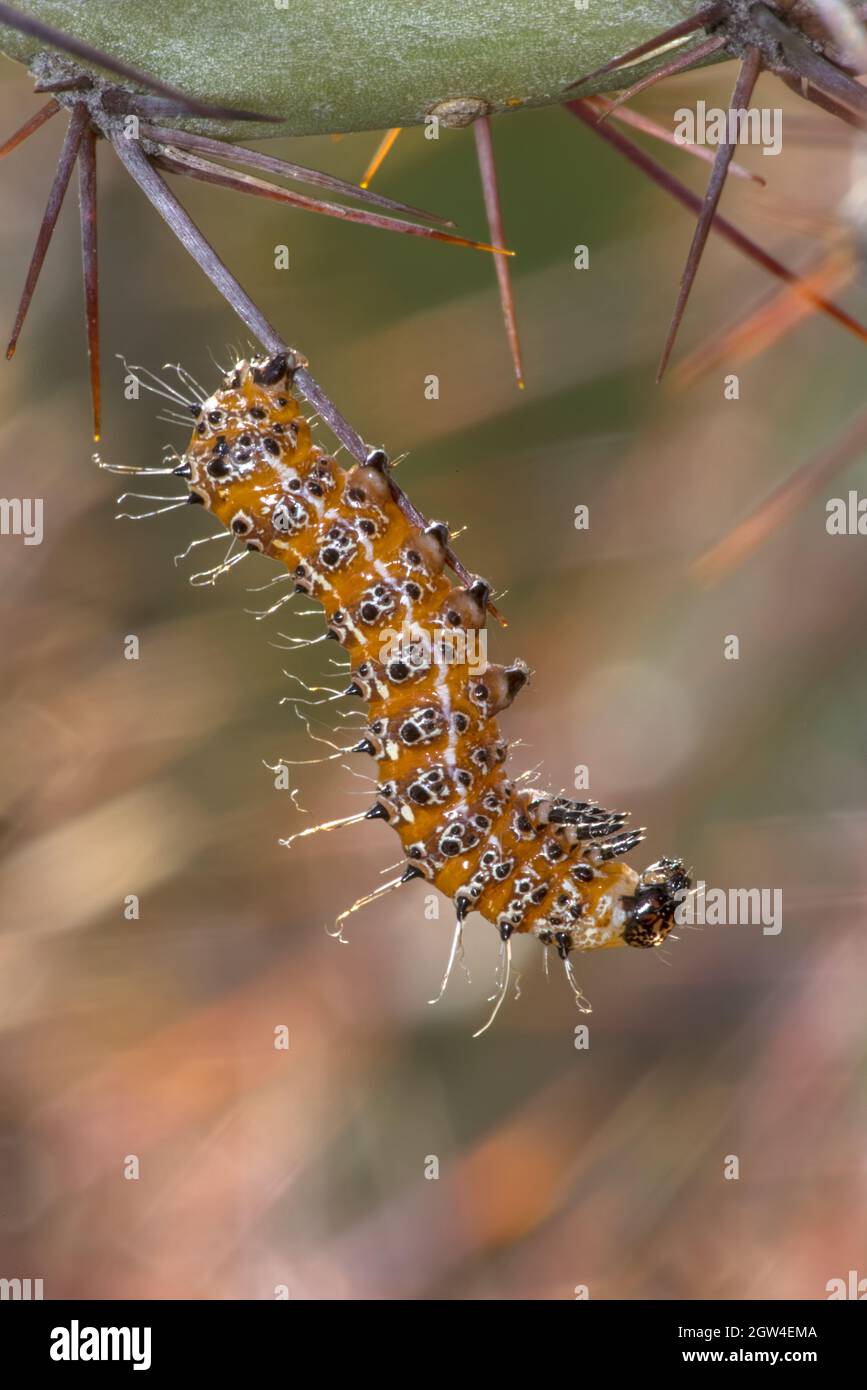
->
xmin=564 ymin=957 xmax=593 ymax=1015
xmin=174 ymin=532 xmax=226 ymax=566
xmin=280 ymin=809 xmax=367 ymax=849
xmin=116 ymin=499 xmax=189 ymax=521
xmin=325 ymin=873 xmax=405 ymax=943
xmin=473 ymin=937 xmax=513 ymax=1038
xmin=117 ymin=355 xmax=194 ymax=409
xmin=189 ymin=550 xmax=248 ymax=587
xmin=428 ymin=918 xmax=470 ymax=1005
xmin=164 ymin=361 xmax=208 ymax=403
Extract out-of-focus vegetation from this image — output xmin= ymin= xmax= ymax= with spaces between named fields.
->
xmin=1 ymin=54 xmax=866 ymax=1298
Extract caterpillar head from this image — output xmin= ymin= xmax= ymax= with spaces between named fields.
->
xmin=180 ymin=354 xmax=312 ymax=537
xmin=620 ymin=858 xmax=690 ymax=949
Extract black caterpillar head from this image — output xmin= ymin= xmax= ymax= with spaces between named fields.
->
xmin=621 ymin=857 xmax=690 ymax=949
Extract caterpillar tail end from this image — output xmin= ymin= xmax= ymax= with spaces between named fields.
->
xmin=620 ymin=857 xmax=690 ymax=950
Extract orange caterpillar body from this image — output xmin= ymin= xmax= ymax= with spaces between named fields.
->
xmin=175 ymin=352 xmax=688 ymax=989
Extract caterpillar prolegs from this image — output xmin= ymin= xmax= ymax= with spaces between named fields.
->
xmin=121 ymin=350 xmax=690 ymax=1023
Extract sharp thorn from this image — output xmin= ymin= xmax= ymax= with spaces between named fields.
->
xmin=780 ymin=72 xmax=867 ymax=131
xmin=565 ymin=99 xmax=867 ymax=349
xmin=584 ymin=94 xmax=765 ymax=186
xmin=565 ymin=5 xmax=724 ymax=89
xmin=596 ymin=34 xmax=727 ymax=123
xmin=359 ymin=127 xmax=403 ymax=188
xmin=657 ymin=47 xmax=763 ymax=382
xmin=7 ymin=103 xmax=89 ymax=360
xmin=473 ymin=115 xmax=525 ymax=389
xmin=78 ymin=123 xmax=100 ymax=439
xmin=110 ymin=134 xmax=285 ymax=354
xmin=673 ymin=247 xmax=854 ymax=387
xmin=753 ymin=3 xmax=867 ymax=117
xmin=153 ymin=145 xmax=513 ymax=254
xmin=136 ymin=121 xmax=454 ymax=224
xmin=0 ymin=98 xmax=60 ymax=158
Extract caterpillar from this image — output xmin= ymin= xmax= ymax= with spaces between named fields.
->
xmin=111 ymin=349 xmax=690 ymax=1031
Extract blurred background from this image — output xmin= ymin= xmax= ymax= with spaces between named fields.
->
xmin=1 ymin=53 xmax=866 ymax=1300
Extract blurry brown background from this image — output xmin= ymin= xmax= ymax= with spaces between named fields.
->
xmin=1 ymin=55 xmax=866 ymax=1300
